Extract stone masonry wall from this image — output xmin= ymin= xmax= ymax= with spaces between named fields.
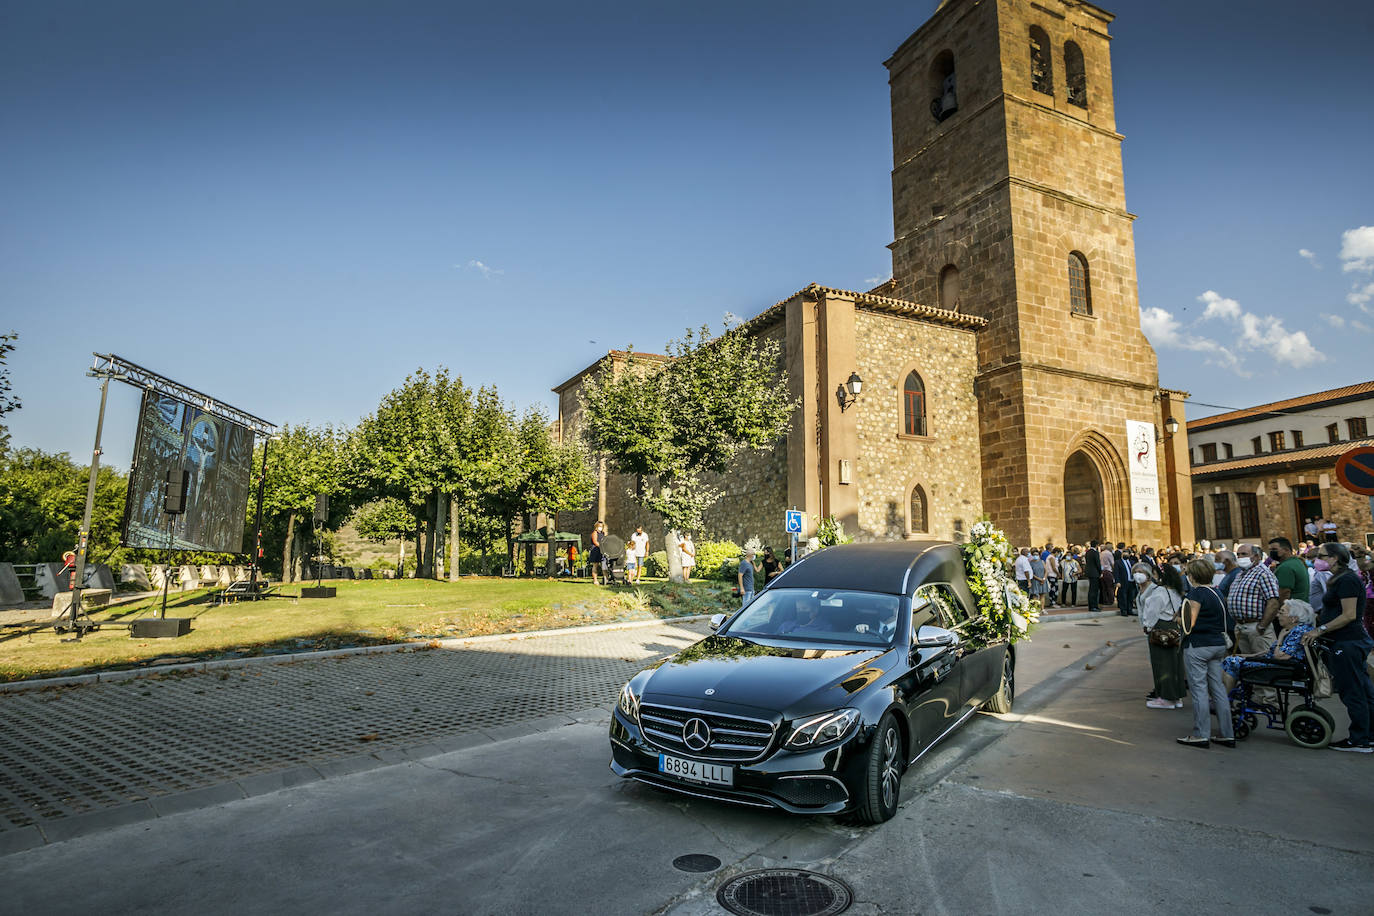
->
xmin=853 ymin=309 xmax=982 ymax=542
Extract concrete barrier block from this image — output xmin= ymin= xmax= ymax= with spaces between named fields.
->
xmin=120 ymin=564 xmax=152 ymax=590
xmin=0 ymin=563 xmax=24 ymax=606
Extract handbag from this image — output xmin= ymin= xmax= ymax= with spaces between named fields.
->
xmin=1148 ymin=590 xmax=1183 ymax=647
xmin=1309 ymin=647 xmax=1334 ymax=699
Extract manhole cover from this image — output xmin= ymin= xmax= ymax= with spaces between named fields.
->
xmin=716 ymin=869 xmax=852 ymax=916
xmin=673 ymin=853 xmax=722 ymax=873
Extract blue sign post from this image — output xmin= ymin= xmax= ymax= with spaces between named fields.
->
xmin=785 ymin=510 xmax=804 ymax=567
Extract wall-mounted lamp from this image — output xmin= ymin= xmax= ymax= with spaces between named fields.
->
xmin=836 ymin=372 xmax=863 ymax=411
xmin=1155 ymin=416 xmax=1180 ymax=442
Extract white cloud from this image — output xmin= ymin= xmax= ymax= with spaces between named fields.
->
xmin=1238 ymin=312 xmax=1325 ymax=368
xmin=1322 ymin=313 xmax=1346 ymax=327
xmin=1348 ymin=281 xmax=1374 ymax=307
xmin=722 ymin=311 xmax=745 ymax=328
xmin=1353 ymin=320 xmax=1373 ymax=333
xmin=865 ymin=274 xmax=892 ymax=288
xmin=1299 ymin=248 xmax=1322 ymax=269
xmin=462 ymin=259 xmax=504 ymax=279
xmin=1340 ymin=226 xmax=1374 ymax=272
xmin=1198 ymin=290 xmax=1242 ymax=321
xmin=1139 ymin=306 xmax=1245 ymax=374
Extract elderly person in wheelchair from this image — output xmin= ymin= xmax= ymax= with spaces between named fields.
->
xmin=1222 ymin=599 xmax=1316 ymax=690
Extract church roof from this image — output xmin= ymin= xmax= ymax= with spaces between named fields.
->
xmin=1187 ymin=380 xmax=1374 ymax=432
xmin=551 ymin=350 xmax=669 ymax=394
xmin=739 ymin=283 xmax=987 ymax=334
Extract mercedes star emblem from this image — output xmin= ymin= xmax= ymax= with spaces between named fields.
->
xmin=682 ymin=717 xmax=711 ymax=752
xmin=704 ymin=688 xmax=715 ymax=695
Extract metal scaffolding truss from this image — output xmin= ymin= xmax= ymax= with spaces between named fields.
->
xmin=89 ymin=353 xmax=276 ymax=436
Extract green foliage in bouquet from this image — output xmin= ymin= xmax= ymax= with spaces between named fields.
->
xmin=961 ymin=519 xmax=1039 ymax=644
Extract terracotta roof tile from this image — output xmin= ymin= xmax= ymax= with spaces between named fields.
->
xmin=1191 ymin=437 xmax=1374 ymax=477
xmin=1188 ymin=380 xmax=1374 ymax=430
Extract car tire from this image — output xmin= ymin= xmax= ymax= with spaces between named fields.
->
xmin=983 ymin=652 xmax=1014 ymax=714
xmin=854 ymin=712 xmax=903 ymax=825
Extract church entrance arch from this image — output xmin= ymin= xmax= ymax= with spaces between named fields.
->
xmin=1062 ymin=432 xmax=1129 ymax=545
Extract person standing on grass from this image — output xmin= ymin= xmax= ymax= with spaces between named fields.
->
xmin=630 ymin=524 xmax=649 ymax=583
xmin=680 ymin=533 xmax=696 ymax=582
xmin=589 ymin=521 xmax=606 ymax=586
xmin=737 ymin=549 xmax=759 ymax=609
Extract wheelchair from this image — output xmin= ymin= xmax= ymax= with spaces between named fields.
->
xmin=1228 ymin=640 xmax=1335 ymax=749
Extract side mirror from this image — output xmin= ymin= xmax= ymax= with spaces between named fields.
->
xmin=914 ymin=624 xmax=958 ymax=648
xmin=709 ymin=613 xmax=727 ymax=631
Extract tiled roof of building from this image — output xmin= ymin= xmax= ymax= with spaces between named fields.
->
xmin=739 ymin=283 xmax=987 ymax=334
xmin=1188 ymin=380 xmax=1374 ymax=431
xmin=1191 ymin=437 xmax=1374 ymax=478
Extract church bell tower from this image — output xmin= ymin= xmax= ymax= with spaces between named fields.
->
xmin=884 ymin=0 xmax=1184 ymax=547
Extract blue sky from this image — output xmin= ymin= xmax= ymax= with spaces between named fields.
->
xmin=2 ymin=0 xmax=1371 ymax=469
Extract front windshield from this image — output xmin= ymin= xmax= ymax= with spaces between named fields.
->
xmin=723 ymin=588 xmax=900 ymax=647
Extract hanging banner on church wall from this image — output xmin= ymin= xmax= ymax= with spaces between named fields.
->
xmin=1126 ymin=420 xmax=1161 ymax=522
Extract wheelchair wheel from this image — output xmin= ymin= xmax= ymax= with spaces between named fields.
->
xmin=1307 ymin=704 xmax=1336 ymax=729
xmin=1243 ymin=712 xmax=1259 ymax=731
xmin=1285 ymin=708 xmax=1332 ymax=749
xmin=1234 ymin=720 xmax=1251 ymax=740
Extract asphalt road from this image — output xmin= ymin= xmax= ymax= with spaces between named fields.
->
xmin=2 ymin=616 xmax=1369 ymax=915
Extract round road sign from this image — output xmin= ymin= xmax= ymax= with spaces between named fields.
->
xmin=1334 ymin=446 xmax=1374 ymax=496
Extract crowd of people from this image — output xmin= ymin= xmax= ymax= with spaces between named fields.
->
xmin=1013 ymin=535 xmax=1374 ymax=753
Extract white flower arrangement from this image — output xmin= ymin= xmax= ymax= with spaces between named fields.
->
xmin=962 ymin=519 xmax=1038 ymax=642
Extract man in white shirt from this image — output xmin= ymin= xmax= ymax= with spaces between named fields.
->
xmin=1014 ymin=548 xmax=1033 ymax=594
xmin=630 ymin=525 xmax=650 ymax=583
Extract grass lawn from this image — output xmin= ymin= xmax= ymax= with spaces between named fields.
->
xmin=0 ymin=576 xmax=734 ymax=683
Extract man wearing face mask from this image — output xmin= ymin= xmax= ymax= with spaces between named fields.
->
xmin=1213 ymin=549 xmax=1240 ymax=597
xmin=1268 ymin=537 xmax=1310 ymax=608
xmin=1230 ymin=543 xmax=1281 ymax=656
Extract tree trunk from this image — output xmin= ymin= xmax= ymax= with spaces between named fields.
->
xmin=666 ymin=528 xmax=684 ymax=583
xmin=414 ymin=521 xmax=424 ymax=579
xmin=398 ymin=540 xmax=405 ymax=577
xmin=545 ymin=513 xmax=558 ymax=578
xmin=505 ymin=522 xmax=515 ymax=574
xmin=434 ymin=493 xmax=447 ymax=580
xmin=282 ymin=511 xmax=297 ymax=583
xmin=449 ymin=496 xmax=461 ymax=582
xmin=422 ymin=494 xmax=436 ymax=579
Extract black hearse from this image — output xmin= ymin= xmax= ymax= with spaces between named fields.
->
xmin=610 ymin=541 xmax=1014 ymax=824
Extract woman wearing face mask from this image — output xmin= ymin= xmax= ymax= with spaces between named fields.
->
xmin=1300 ymin=542 xmax=1374 ymax=751
xmin=1138 ymin=561 xmax=1187 ymax=709
xmin=1309 ymin=555 xmax=1332 ymax=612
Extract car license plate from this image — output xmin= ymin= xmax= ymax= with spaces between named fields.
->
xmin=658 ymin=753 xmax=734 ymax=786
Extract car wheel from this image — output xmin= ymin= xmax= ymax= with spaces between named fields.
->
xmin=855 ymin=712 xmax=903 ymax=825
xmin=983 ymin=652 xmax=1014 ymax=713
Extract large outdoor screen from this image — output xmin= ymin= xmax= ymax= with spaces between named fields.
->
xmin=122 ymin=391 xmax=256 ymax=553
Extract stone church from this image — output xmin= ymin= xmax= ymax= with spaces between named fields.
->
xmin=554 ymin=0 xmax=1195 ymax=551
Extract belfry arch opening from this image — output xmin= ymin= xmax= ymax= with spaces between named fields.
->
xmin=1063 ymin=450 xmax=1105 ymax=545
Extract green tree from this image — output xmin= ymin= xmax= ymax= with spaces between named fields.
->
xmin=257 ymin=424 xmax=351 ymax=582
xmin=513 ymin=409 xmax=596 ymax=575
xmin=0 ymin=449 xmax=126 ymax=565
xmin=350 ymin=497 xmax=415 ymax=571
xmin=581 ymin=325 xmax=795 ymax=581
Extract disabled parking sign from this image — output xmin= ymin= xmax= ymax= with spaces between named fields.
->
xmin=785 ymin=510 xmax=804 ymax=534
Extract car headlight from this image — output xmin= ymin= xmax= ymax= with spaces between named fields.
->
xmin=785 ymin=708 xmax=860 ymax=749
xmin=618 ymin=681 xmax=641 ymax=719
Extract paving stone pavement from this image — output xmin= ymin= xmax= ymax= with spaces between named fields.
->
xmin=0 ymin=620 xmax=708 ymax=837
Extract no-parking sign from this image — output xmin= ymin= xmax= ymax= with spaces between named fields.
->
xmin=1335 ymin=446 xmax=1374 ymax=496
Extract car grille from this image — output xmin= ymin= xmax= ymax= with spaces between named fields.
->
xmin=638 ymin=703 xmax=777 ymax=762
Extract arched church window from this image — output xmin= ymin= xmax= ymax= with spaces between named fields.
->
xmin=1065 ymin=41 xmax=1087 ymax=108
xmin=938 ymin=264 xmax=960 ymax=311
xmin=929 ymin=51 xmax=957 ymax=122
xmin=909 ymin=485 xmax=929 ymax=535
xmin=1068 ymin=252 xmax=1092 ymax=316
xmin=1029 ymin=27 xmax=1053 ymax=95
xmin=903 ymin=371 xmax=927 ymax=436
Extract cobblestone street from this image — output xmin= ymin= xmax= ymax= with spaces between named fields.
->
xmin=0 ymin=620 xmax=708 ymax=838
